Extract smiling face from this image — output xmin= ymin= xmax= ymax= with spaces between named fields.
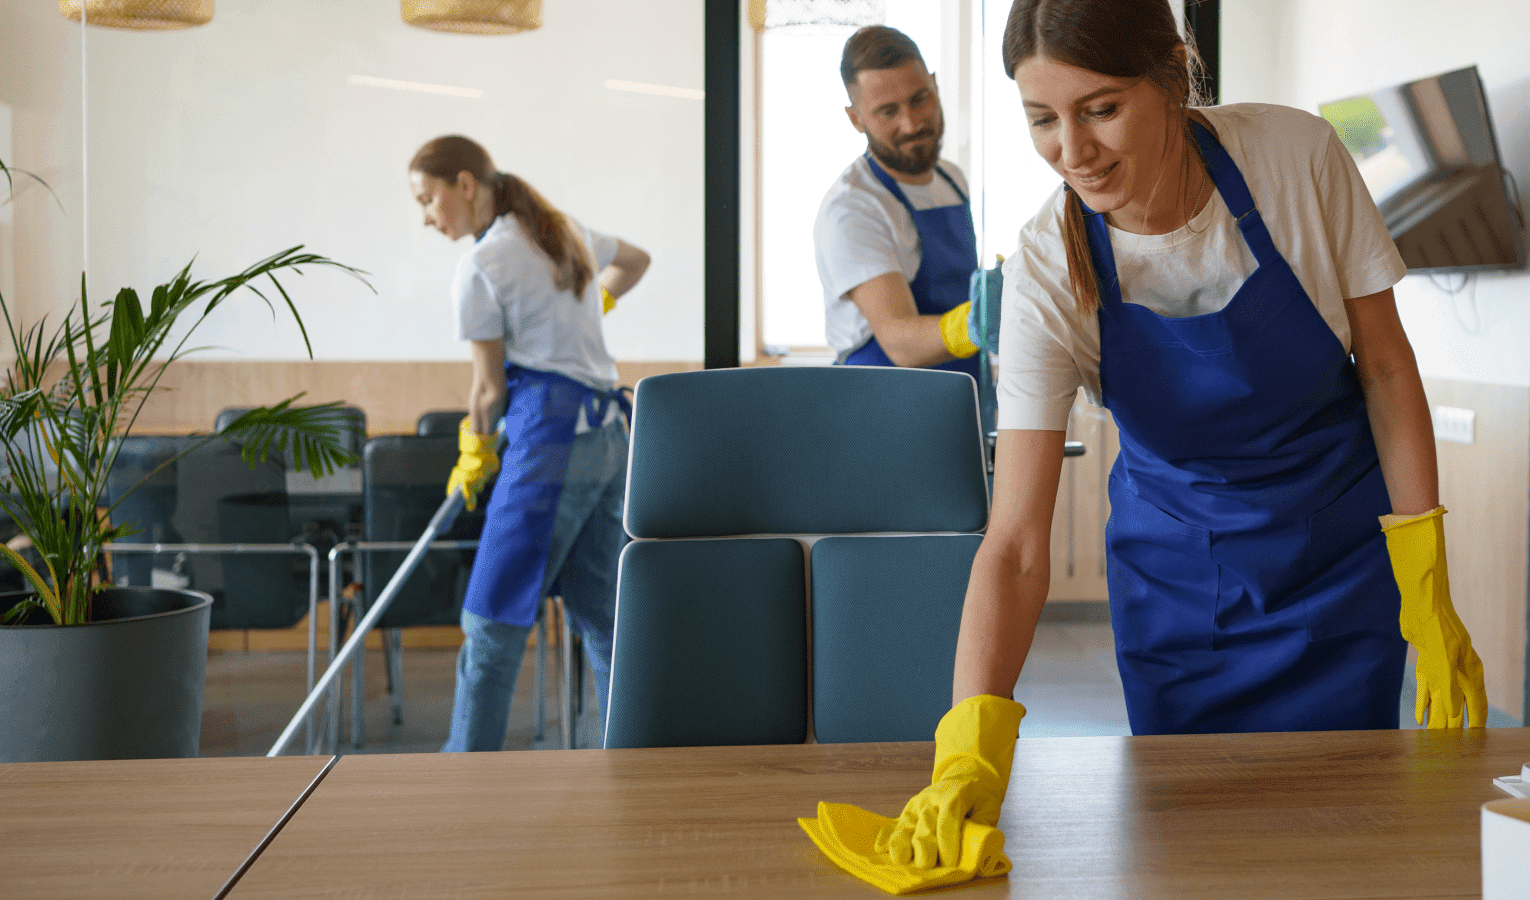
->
xmin=410 ymin=169 xmax=478 ymax=241
xmin=1013 ymin=53 xmax=1189 ymax=234
xmin=846 ymin=60 xmax=944 ymax=182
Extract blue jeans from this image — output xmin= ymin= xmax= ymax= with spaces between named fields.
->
xmin=442 ymin=419 xmax=627 ymax=751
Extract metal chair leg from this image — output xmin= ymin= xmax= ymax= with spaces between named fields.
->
xmin=327 ymin=566 xmax=343 ymax=754
xmin=572 ymin=630 xmax=584 ymax=717
xmin=558 ymin=597 xmax=575 ymax=749
xmin=385 ymin=627 xmax=404 ymax=726
xmin=533 ymin=600 xmax=547 ymax=741
xmin=349 ymin=593 xmax=365 ymax=749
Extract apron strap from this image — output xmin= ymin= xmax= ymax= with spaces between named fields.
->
xmin=581 ymin=385 xmax=635 ymax=430
xmin=1188 ymin=119 xmax=1283 ymax=267
xmin=1076 ymin=191 xmax=1123 ymax=309
xmin=1081 ymin=119 xmax=1287 ymax=308
xmin=864 ymin=152 xmax=969 ymax=210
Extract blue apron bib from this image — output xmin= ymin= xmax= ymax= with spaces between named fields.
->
xmin=462 ymin=365 xmax=630 ymax=627
xmin=1091 ymin=120 xmax=1405 ymax=735
xmin=845 ymin=153 xmax=985 ymax=392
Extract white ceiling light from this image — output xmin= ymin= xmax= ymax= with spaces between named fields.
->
xmin=348 ymin=75 xmax=484 ymax=99
xmin=604 ymin=80 xmax=705 ymax=101
xmin=747 ymin=0 xmax=884 ymax=32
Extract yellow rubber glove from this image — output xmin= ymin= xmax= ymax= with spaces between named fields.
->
xmin=877 ymin=694 xmax=1026 ymax=869
xmin=799 ymin=802 xmax=1010 ymax=895
xmin=601 ymin=286 xmax=616 ymax=314
xmin=938 ymin=301 xmax=980 ymax=359
xmin=446 ymin=417 xmax=499 ymax=512
xmin=1380 ymin=506 xmax=1488 ymax=728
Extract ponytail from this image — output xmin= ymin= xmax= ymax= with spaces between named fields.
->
xmin=491 ymin=172 xmax=594 ymax=298
xmin=1061 ymin=186 xmax=1101 ymax=316
xmin=410 ymin=134 xmax=593 ymax=298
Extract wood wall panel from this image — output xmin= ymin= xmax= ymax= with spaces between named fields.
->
xmin=132 ymin=359 xmax=702 ymax=436
xmin=1421 ymin=378 xmax=1528 ymax=720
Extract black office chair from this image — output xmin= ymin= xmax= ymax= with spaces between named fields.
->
xmin=103 ymin=433 xmax=314 ymax=630
xmin=102 ymin=435 xmax=200 ymax=589
xmin=217 ymin=403 xmax=366 ymax=586
xmin=416 ymin=410 xmax=466 ymax=437
xmin=169 ymin=435 xmax=310 ymax=631
xmin=361 ymin=434 xmax=485 ymax=727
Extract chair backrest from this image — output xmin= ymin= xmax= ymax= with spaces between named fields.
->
xmin=623 ymin=367 xmax=988 ymax=538
xmin=604 ymin=366 xmax=988 ymax=749
xmin=103 ymin=435 xmax=201 ymax=588
xmin=416 ymin=410 xmax=466 ymax=437
xmin=169 ymin=435 xmax=306 ymax=629
xmin=362 ymin=435 xmax=483 ymax=628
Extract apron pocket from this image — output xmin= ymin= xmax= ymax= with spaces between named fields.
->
xmin=1303 ymin=463 xmax=1400 ymax=641
xmin=1106 ymin=477 xmax=1219 ymax=653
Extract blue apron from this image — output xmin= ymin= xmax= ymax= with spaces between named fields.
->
xmin=1091 ymin=120 xmax=1406 ymax=735
xmin=845 ymin=153 xmax=985 ymax=393
xmin=462 ymin=365 xmax=630 ymax=627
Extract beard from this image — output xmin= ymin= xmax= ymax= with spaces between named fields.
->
xmin=867 ymin=116 xmax=944 ymax=176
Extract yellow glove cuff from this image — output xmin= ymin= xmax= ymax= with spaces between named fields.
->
xmin=938 ymin=302 xmax=980 ymax=359
xmin=458 ymin=417 xmax=497 ymax=455
xmin=1380 ymin=505 xmax=1445 ymax=532
xmin=933 ymin=694 xmax=1026 ymax=780
xmin=602 ymin=286 xmax=616 ymax=314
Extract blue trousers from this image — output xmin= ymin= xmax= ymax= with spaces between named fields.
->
xmin=442 ymin=418 xmax=628 ymax=751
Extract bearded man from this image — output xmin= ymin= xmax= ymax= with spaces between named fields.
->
xmin=813 ymin=25 xmax=986 ymax=376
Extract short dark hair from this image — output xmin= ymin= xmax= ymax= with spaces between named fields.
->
xmin=839 ymin=25 xmax=926 ymax=90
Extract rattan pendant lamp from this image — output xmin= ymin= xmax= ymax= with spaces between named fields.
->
xmin=58 ymin=0 xmax=213 ymax=29
xmin=748 ymin=0 xmax=884 ymax=31
xmin=401 ymin=0 xmax=543 ymax=34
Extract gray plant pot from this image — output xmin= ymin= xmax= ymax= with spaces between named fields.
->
xmin=0 ymin=587 xmax=213 ymax=762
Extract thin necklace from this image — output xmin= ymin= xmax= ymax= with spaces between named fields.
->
xmin=1187 ymin=165 xmax=1208 ymax=222
xmin=1183 ymin=155 xmax=1210 ymax=235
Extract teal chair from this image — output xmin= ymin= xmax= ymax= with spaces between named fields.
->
xmin=604 ymin=366 xmax=989 ymax=749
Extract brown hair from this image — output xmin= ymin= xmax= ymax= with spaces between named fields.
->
xmin=840 ymin=25 xmax=926 ymax=91
xmin=1001 ymin=0 xmax=1205 ymax=316
xmin=409 ymin=135 xmax=594 ymax=297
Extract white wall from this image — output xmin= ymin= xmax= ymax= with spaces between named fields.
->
xmin=1 ymin=0 xmax=704 ymax=363
xmin=1223 ymin=0 xmax=1530 ymax=388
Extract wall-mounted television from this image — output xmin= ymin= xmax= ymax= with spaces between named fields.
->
xmin=1319 ymin=65 xmax=1526 ymax=274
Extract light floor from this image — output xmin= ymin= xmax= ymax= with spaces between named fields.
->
xmin=201 ymin=613 xmax=1521 ymax=758
xmin=201 ymin=637 xmax=608 ymax=756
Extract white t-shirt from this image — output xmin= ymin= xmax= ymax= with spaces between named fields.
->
xmin=814 ymin=154 xmax=970 ymax=359
xmin=454 ymin=213 xmax=620 ymax=393
xmin=996 ymin=103 xmax=1407 ymax=431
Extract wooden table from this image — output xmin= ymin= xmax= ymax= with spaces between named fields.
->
xmin=221 ymin=729 xmax=1530 ymax=899
xmin=0 ymin=755 xmax=333 ymax=900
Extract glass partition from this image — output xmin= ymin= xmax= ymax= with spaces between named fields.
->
xmin=5 ymin=1 xmax=706 ymax=367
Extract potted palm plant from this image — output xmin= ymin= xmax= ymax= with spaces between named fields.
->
xmin=0 ymin=156 xmax=368 ymax=762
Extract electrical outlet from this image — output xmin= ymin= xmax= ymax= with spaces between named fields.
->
xmin=1433 ymin=406 xmax=1476 ymax=444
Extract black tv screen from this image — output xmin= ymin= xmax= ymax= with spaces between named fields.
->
xmin=1320 ymin=65 xmax=1526 ymax=273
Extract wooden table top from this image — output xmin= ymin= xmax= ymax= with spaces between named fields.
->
xmin=0 ymin=754 xmax=333 ymax=900
xmin=224 ymin=729 xmax=1530 ymax=900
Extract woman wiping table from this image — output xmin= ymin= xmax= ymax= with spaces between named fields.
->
xmin=866 ymin=0 xmax=1488 ymax=876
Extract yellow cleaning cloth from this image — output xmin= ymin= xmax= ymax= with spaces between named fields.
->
xmin=798 ymin=801 xmax=1010 ymax=895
